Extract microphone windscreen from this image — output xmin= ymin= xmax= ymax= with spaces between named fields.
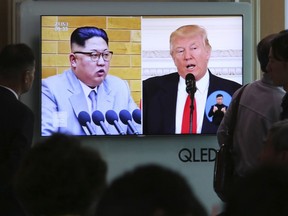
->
xmin=78 ymin=111 xmax=91 ymax=126
xmin=105 ymin=110 xmax=119 ymax=125
xmin=185 ymin=73 xmax=195 ymax=84
xmin=132 ymin=109 xmax=141 ymax=124
xmin=92 ymin=110 xmax=105 ymax=126
xmin=119 ymin=109 xmax=132 ymax=124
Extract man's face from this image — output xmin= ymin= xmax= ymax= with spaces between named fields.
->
xmin=216 ymin=96 xmax=223 ymax=105
xmin=23 ymin=66 xmax=35 ymax=94
xmin=267 ymin=48 xmax=288 ymax=88
xmin=70 ymin=36 xmax=111 ymax=88
xmin=170 ymin=34 xmax=211 ymax=81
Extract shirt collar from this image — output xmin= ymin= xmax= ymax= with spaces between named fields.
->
xmin=179 ymin=70 xmax=210 ymax=94
xmin=262 ymin=72 xmax=275 ymax=85
xmin=79 ymin=80 xmax=98 ymax=98
xmin=0 ymin=85 xmax=18 ymax=99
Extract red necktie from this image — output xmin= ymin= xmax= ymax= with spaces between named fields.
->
xmin=181 ymin=95 xmax=197 ymax=134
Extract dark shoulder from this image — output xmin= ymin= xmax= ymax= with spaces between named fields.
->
xmin=143 ymin=72 xmax=179 ymax=86
xmin=209 ymin=73 xmax=242 ymax=95
xmin=211 ymin=73 xmax=241 ymax=88
xmin=4 ymin=98 xmax=34 ymax=121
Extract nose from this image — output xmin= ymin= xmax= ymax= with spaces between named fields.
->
xmin=184 ymin=50 xmax=192 ymax=60
xmin=97 ymin=54 xmax=105 ymax=65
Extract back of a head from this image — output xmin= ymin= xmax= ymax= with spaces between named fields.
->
xmin=15 ymin=133 xmax=107 ymax=216
xmin=271 ymin=31 xmax=288 ymax=62
xmin=96 ymin=164 xmax=207 ymax=216
xmin=224 ymin=164 xmax=288 ymax=216
xmin=0 ymin=43 xmax=35 ymax=80
xmin=256 ymin=33 xmax=277 ymax=73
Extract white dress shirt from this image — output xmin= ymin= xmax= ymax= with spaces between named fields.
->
xmin=79 ymin=80 xmax=98 ymax=114
xmin=175 ymin=71 xmax=209 ymax=134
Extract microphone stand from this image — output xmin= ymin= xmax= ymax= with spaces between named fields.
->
xmin=185 ymin=73 xmax=196 ymax=134
xmin=188 ymin=87 xmax=197 ymax=134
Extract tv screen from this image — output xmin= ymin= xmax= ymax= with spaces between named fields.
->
xmin=40 ymin=15 xmax=243 ymax=136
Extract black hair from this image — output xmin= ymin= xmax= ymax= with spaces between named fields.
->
xmin=70 ymin=26 xmax=109 ymax=48
xmin=271 ymin=31 xmax=288 ymax=62
xmin=216 ymin=94 xmax=223 ymax=98
xmin=96 ymin=164 xmax=207 ymax=216
xmin=257 ymin=33 xmax=277 ymax=72
xmin=0 ymin=43 xmax=35 ymax=79
xmin=225 ymin=165 xmax=288 ymax=216
xmin=15 ymin=133 xmax=107 ymax=216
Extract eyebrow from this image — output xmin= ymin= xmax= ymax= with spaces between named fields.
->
xmin=90 ymin=49 xmax=108 ymax=52
xmin=175 ymin=42 xmax=198 ymax=49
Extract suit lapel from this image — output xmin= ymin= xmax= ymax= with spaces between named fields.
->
xmin=65 ymin=70 xmax=90 ymax=117
xmin=96 ymin=79 xmax=114 ymax=113
xmin=160 ymin=73 xmax=179 ymax=133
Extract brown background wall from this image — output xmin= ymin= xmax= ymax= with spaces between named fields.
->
xmin=260 ymin=0 xmax=285 ymax=38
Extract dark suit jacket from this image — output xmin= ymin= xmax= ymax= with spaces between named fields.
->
xmin=208 ymin=104 xmax=228 ymax=126
xmin=143 ymin=71 xmax=241 ymax=135
xmin=0 ymin=86 xmax=34 ymax=216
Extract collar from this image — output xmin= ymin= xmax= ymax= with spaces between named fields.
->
xmin=0 ymin=85 xmax=18 ymax=99
xmin=79 ymin=80 xmax=98 ymax=98
xmin=262 ymin=72 xmax=276 ymax=85
xmin=179 ymin=70 xmax=210 ymax=94
xmin=196 ymin=70 xmax=210 ymax=94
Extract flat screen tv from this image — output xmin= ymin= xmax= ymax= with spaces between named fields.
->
xmin=39 ymin=2 xmax=251 ymax=137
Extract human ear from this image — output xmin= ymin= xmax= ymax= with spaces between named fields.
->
xmin=69 ymin=53 xmax=77 ymax=67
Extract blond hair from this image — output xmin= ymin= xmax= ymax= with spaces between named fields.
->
xmin=170 ymin=25 xmax=211 ymax=53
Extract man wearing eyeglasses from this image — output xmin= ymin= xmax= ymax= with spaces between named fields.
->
xmin=42 ymin=26 xmax=141 ymax=136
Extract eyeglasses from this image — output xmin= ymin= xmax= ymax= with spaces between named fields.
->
xmin=73 ymin=51 xmax=113 ymax=62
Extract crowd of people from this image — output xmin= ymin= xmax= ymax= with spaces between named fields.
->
xmin=216 ymin=30 xmax=288 ymax=215
xmin=2 ymin=24 xmax=288 ymax=216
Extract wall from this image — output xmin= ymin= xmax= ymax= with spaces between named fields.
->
xmin=0 ymin=0 xmax=9 ymax=48
xmin=260 ymin=0 xmax=285 ymax=38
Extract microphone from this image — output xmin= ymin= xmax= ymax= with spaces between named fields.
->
xmin=119 ymin=109 xmax=139 ymax=135
xmin=91 ymin=110 xmax=111 ymax=135
xmin=78 ymin=111 xmax=96 ymax=135
xmin=185 ymin=73 xmax=196 ymax=96
xmin=132 ymin=109 xmax=141 ymax=124
xmin=185 ymin=73 xmax=196 ymax=134
xmin=105 ymin=110 xmax=125 ymax=135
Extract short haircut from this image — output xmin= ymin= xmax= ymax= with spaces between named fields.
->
xmin=271 ymin=31 xmax=288 ymax=61
xmin=216 ymin=94 xmax=223 ymax=98
xmin=170 ymin=25 xmax=211 ymax=53
xmin=96 ymin=164 xmax=207 ymax=216
xmin=257 ymin=33 xmax=277 ymax=73
xmin=0 ymin=43 xmax=35 ymax=80
xmin=70 ymin=26 xmax=109 ymax=48
xmin=15 ymin=133 xmax=107 ymax=216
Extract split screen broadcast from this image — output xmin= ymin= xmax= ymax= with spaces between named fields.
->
xmin=41 ymin=15 xmax=243 ymax=136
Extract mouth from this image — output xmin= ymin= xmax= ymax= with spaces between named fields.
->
xmin=97 ymin=69 xmax=105 ymax=76
xmin=186 ymin=64 xmax=196 ymax=70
